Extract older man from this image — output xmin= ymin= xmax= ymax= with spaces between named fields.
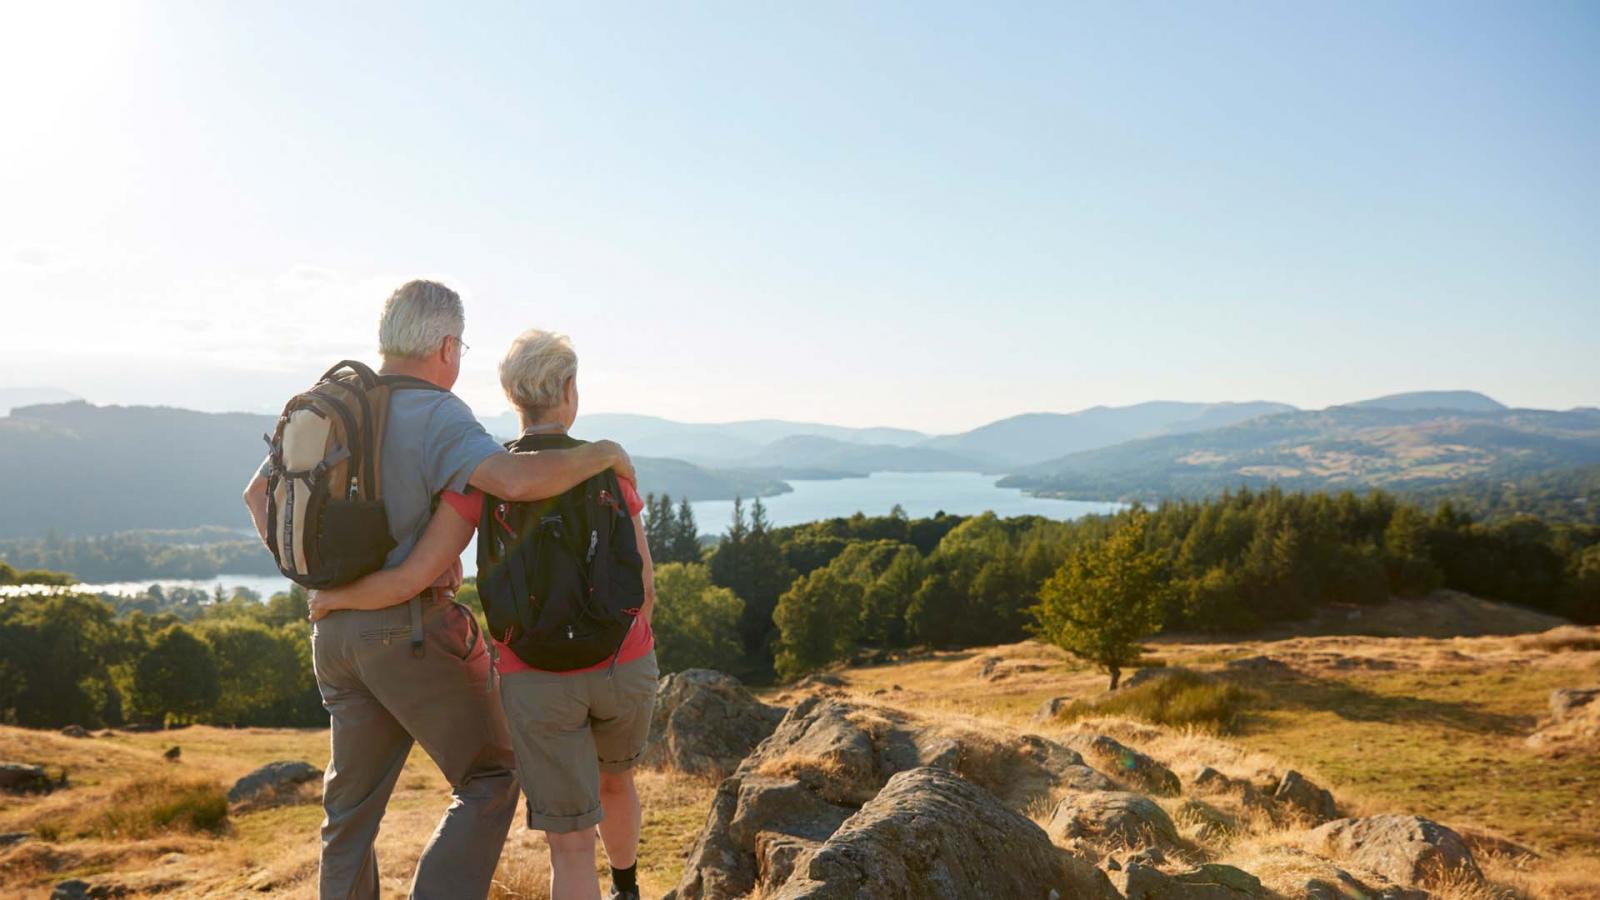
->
xmin=243 ymin=280 xmax=634 ymax=900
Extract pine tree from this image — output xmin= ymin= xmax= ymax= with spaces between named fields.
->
xmin=670 ymin=497 xmax=702 ymax=564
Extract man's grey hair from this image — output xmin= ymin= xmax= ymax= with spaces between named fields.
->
xmin=500 ymin=329 xmax=577 ymax=414
xmin=378 ymin=280 xmax=465 ymax=359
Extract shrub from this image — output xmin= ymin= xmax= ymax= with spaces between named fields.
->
xmin=94 ymin=777 xmax=229 ymax=838
xmin=1061 ymin=669 xmax=1251 ymax=733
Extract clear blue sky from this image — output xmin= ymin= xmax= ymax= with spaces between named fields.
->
xmin=2 ymin=2 xmax=1596 ymax=432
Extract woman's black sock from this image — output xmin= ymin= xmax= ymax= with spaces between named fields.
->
xmin=611 ymin=863 xmax=638 ymax=894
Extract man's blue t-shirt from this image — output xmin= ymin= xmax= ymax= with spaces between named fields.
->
xmin=378 ymin=388 xmax=503 ymax=569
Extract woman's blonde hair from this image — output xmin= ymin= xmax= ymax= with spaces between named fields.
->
xmin=500 ymin=329 xmax=578 ymax=414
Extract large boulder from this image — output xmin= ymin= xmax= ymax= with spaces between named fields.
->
xmin=1066 ymin=734 xmax=1181 ymax=796
xmin=770 ymin=768 xmax=1119 ymax=900
xmin=643 ymin=669 xmax=786 ymax=778
xmin=667 ymin=697 xmax=1101 ymax=900
xmin=1046 ymin=791 xmax=1181 ymax=850
xmin=1306 ymin=815 xmax=1482 ymax=889
xmin=0 ymin=763 xmax=54 ymax=794
xmin=1270 ymin=770 xmax=1337 ymax=824
xmin=227 ymin=761 xmax=321 ymax=808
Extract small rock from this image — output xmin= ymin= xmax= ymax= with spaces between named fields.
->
xmin=228 ymin=761 xmax=322 ymax=806
xmin=51 ymin=881 xmax=92 ymax=900
xmin=1225 ymin=655 xmax=1287 ymax=673
xmin=1121 ymin=862 xmax=1264 ymax=899
xmin=1304 ymin=870 xmax=1427 ymax=900
xmin=60 ymin=725 xmax=89 ymax=739
xmin=1175 ymin=798 xmax=1239 ymax=841
xmin=1059 ymin=764 xmax=1118 ymax=792
xmin=794 ymin=673 xmax=844 ymax=689
xmin=642 ymin=669 xmax=786 ymax=779
xmin=1068 ymin=734 xmax=1181 ymax=796
xmin=1033 ymin=696 xmax=1072 ymax=722
xmin=163 ymin=746 xmax=181 ymax=762
xmin=120 ymin=722 xmax=162 ymax=733
xmin=1307 ymin=814 xmax=1482 ymax=889
xmin=1047 ymin=791 xmax=1181 ymax=850
xmin=0 ymin=831 xmax=29 ymax=847
xmin=0 ymin=762 xmax=54 ymax=794
xmin=1123 ymin=666 xmax=1184 ymax=690
xmin=50 ymin=881 xmax=126 ymax=900
xmin=1272 ymin=770 xmax=1337 ymax=823
xmin=1549 ymin=687 xmax=1600 ymax=722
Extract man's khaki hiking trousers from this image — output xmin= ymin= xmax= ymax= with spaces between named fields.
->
xmin=311 ymin=588 xmax=517 ymax=900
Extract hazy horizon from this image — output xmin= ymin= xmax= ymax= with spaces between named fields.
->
xmin=3 ymin=384 xmax=1591 ymax=438
xmin=4 ymin=3 xmax=1597 ymax=433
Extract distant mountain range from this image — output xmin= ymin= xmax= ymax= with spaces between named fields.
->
xmin=0 ymin=403 xmax=787 ymax=539
xmin=4 ymin=390 xmax=1596 ymax=539
xmin=489 ymin=401 xmax=1300 ymax=473
xmin=1001 ymin=395 xmax=1600 ymax=501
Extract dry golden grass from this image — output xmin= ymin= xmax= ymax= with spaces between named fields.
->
xmin=815 ymin=608 xmax=1600 ymax=898
xmin=0 ymin=726 xmax=715 ymax=899
xmin=4 ymin=598 xmax=1596 ymax=898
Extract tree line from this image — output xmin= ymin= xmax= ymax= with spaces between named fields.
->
xmin=0 ymin=528 xmax=278 ymax=582
xmin=0 ymin=584 xmax=322 ymax=730
xmin=644 ymin=487 xmax=1600 ymax=683
xmin=5 ymin=485 xmax=1597 ymax=730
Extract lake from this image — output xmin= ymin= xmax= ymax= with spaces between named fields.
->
xmin=1 ymin=471 xmax=1120 ymax=599
xmin=685 ymin=470 xmax=1121 ymax=530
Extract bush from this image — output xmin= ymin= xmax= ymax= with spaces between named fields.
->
xmin=95 ymin=778 xmax=229 ymax=838
xmin=1061 ymin=669 xmax=1251 ymax=733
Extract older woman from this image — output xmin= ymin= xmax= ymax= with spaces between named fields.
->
xmin=312 ymin=329 xmax=658 ymax=900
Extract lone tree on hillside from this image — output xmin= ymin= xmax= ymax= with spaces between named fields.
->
xmin=1031 ymin=510 xmax=1168 ymax=690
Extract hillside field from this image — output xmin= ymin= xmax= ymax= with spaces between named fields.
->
xmin=2 ymin=596 xmax=1598 ymax=898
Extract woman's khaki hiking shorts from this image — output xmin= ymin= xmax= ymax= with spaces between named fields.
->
xmin=498 ymin=649 xmax=659 ymax=832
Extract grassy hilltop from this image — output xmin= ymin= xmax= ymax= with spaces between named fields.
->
xmin=2 ymin=594 xmax=1597 ymax=898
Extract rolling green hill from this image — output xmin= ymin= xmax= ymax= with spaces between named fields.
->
xmin=1000 ymin=405 xmax=1600 ymax=503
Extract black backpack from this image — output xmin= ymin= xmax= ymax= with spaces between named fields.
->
xmin=263 ymin=360 xmax=444 ymax=588
xmin=475 ymin=432 xmax=646 ymax=671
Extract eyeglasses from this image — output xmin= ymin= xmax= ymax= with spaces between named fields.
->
xmin=452 ymin=335 xmax=471 ymax=357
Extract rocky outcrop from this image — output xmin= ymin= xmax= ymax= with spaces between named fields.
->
xmin=1066 ymin=734 xmax=1181 ymax=796
xmin=1269 ymin=770 xmax=1337 ymax=824
xmin=769 ymin=768 xmax=1119 ymax=900
xmin=0 ymin=763 xmax=55 ymax=794
xmin=1306 ymin=815 xmax=1482 ymax=889
xmin=667 ymin=696 xmax=1112 ymax=900
xmin=1046 ymin=791 xmax=1181 ymax=850
xmin=60 ymin=725 xmax=89 ymax=738
xmin=228 ymin=761 xmax=321 ymax=808
xmin=642 ymin=669 xmax=785 ymax=778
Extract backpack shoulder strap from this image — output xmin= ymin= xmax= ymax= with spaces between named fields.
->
xmin=320 ymin=359 xmax=380 ymax=388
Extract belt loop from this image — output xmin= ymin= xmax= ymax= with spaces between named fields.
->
xmin=409 ymin=594 xmax=424 ymax=659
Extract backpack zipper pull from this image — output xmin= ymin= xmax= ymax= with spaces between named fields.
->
xmin=586 ymin=530 xmax=598 ymax=563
